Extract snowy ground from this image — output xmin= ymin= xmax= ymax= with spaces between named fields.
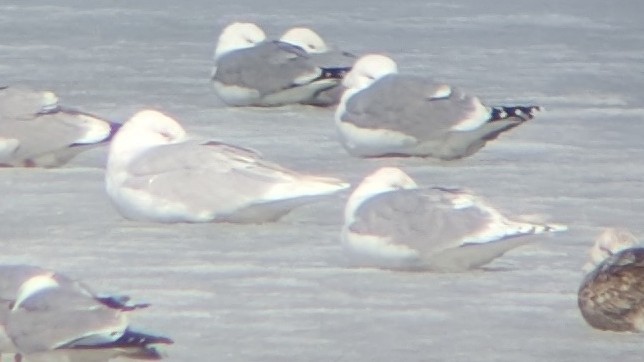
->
xmin=1 ymin=0 xmax=644 ymax=361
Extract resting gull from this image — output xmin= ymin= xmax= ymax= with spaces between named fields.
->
xmin=578 ymin=228 xmax=644 ymax=332
xmin=0 ymin=264 xmax=171 ymax=360
xmin=106 ymin=109 xmax=350 ymax=223
xmin=342 ymin=167 xmax=566 ymax=271
xmin=211 ymin=22 xmax=350 ymax=107
xmin=279 ymin=27 xmax=356 ymax=106
xmin=335 ymin=54 xmax=542 ymax=160
xmin=0 ymin=86 xmax=120 ymax=167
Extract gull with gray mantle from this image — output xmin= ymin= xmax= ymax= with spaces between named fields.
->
xmin=342 ymin=167 xmax=566 ymax=271
xmin=106 ymin=109 xmax=349 ymax=223
xmin=578 ymin=228 xmax=644 ymax=332
xmin=0 ymin=264 xmax=172 ymax=360
xmin=335 ymin=54 xmax=542 ymax=160
xmin=279 ymin=27 xmax=356 ymax=106
xmin=0 ymin=86 xmax=120 ymax=167
xmin=211 ymin=22 xmax=350 ymax=107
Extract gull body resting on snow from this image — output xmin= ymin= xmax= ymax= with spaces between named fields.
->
xmin=578 ymin=228 xmax=644 ymax=332
xmin=106 ymin=109 xmax=349 ymax=223
xmin=279 ymin=27 xmax=356 ymax=106
xmin=335 ymin=54 xmax=542 ymax=160
xmin=342 ymin=167 xmax=566 ymax=271
xmin=211 ymin=22 xmax=350 ymax=107
xmin=0 ymin=264 xmax=172 ymax=360
xmin=0 ymin=86 xmax=121 ymax=167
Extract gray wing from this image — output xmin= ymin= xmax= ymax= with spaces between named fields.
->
xmin=350 ymin=187 xmax=495 ymax=256
xmin=213 ymin=41 xmax=321 ymax=96
xmin=578 ymin=248 xmax=644 ymax=331
xmin=341 ymin=74 xmax=482 ymax=139
xmin=0 ymin=111 xmax=113 ymax=167
xmin=124 ymin=140 xmax=303 ymax=214
xmin=6 ymin=287 xmax=125 ymax=354
xmin=310 ymin=50 xmax=356 ymax=68
xmin=0 ymin=86 xmax=55 ymax=120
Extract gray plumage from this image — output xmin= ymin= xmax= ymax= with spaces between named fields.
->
xmin=211 ymin=22 xmax=349 ymax=107
xmin=214 ymin=41 xmax=317 ymax=95
xmin=349 ymin=188 xmax=539 ymax=271
xmin=0 ymin=86 xmax=120 ymax=167
xmin=106 ymin=110 xmax=349 ymax=223
xmin=0 ymin=265 xmax=171 ymax=360
xmin=279 ymin=26 xmax=357 ymax=106
xmin=342 ymin=167 xmax=566 ymax=271
xmin=336 ymin=54 xmax=539 ymax=160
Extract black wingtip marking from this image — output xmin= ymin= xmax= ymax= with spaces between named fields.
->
xmin=319 ymin=67 xmax=352 ymax=80
xmin=489 ymin=105 xmax=542 ymax=122
xmin=65 ymin=328 xmax=174 ymax=350
xmin=96 ymin=295 xmax=150 ymax=311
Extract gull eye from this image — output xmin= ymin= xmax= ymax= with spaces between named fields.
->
xmin=309 ymin=44 xmax=316 ymax=50
xmin=160 ymin=131 xmax=174 ymax=141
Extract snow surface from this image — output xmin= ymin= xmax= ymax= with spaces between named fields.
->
xmin=1 ymin=0 xmax=644 ymax=361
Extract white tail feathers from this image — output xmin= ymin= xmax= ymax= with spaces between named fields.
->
xmin=264 ymin=175 xmax=349 ymax=201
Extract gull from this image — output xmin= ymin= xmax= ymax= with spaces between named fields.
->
xmin=211 ymin=22 xmax=350 ymax=107
xmin=342 ymin=167 xmax=566 ymax=271
xmin=105 ymin=109 xmax=350 ymax=223
xmin=578 ymin=228 xmax=644 ymax=332
xmin=335 ymin=54 xmax=542 ymax=160
xmin=0 ymin=264 xmax=171 ymax=360
xmin=279 ymin=27 xmax=356 ymax=106
xmin=0 ymin=86 xmax=121 ymax=167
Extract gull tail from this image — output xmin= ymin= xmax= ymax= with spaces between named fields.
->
xmin=264 ymin=175 xmax=350 ymax=202
xmin=298 ymin=175 xmax=351 ymax=195
xmin=489 ymin=105 xmax=542 ymax=122
xmin=105 ymin=329 xmax=173 ymax=348
xmin=505 ymin=221 xmax=568 ymax=237
xmin=65 ymin=328 xmax=174 ymax=350
xmin=429 ymin=221 xmax=567 ymax=271
xmin=95 ymin=294 xmax=151 ymax=311
xmin=317 ymin=67 xmax=352 ymax=80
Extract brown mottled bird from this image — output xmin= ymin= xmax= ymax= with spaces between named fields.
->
xmin=578 ymin=228 xmax=644 ymax=331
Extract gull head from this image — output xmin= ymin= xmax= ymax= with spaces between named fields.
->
xmin=214 ymin=22 xmax=266 ymax=60
xmin=280 ymin=27 xmax=329 ymax=54
xmin=345 ymin=167 xmax=418 ymax=222
xmin=343 ymin=54 xmax=398 ymax=90
xmin=12 ymin=272 xmax=59 ymax=311
xmin=39 ymin=91 xmax=60 ymax=113
xmin=583 ymin=227 xmax=638 ymax=272
xmin=109 ymin=110 xmax=187 ymax=160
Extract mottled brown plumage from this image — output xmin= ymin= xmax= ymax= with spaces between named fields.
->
xmin=578 ymin=228 xmax=644 ymax=331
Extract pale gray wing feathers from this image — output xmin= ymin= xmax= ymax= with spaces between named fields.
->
xmin=0 ymin=86 xmax=51 ymax=119
xmin=350 ymin=188 xmax=493 ymax=255
xmin=341 ymin=75 xmax=479 ymax=137
xmin=7 ymin=287 xmax=121 ymax=353
xmin=214 ymin=41 xmax=318 ymax=95
xmin=123 ymin=141 xmax=300 ymax=214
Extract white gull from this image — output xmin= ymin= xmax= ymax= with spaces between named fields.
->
xmin=105 ymin=109 xmax=349 ymax=223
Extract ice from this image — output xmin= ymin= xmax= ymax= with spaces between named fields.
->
xmin=1 ymin=0 xmax=644 ymax=361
